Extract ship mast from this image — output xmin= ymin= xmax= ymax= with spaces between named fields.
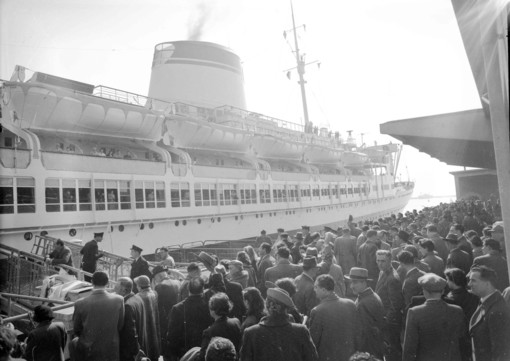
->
xmin=289 ymin=1 xmax=310 ymax=130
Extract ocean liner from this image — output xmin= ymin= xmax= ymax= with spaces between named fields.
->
xmin=0 ymin=37 xmax=413 ymax=257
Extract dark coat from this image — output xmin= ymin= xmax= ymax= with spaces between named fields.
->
xmin=119 ymin=292 xmax=144 ymax=361
xmin=375 ymin=268 xmax=404 ymax=326
xmin=80 ymin=240 xmax=102 ymax=272
xmin=469 ymin=291 xmax=510 ymax=361
xmin=137 ymin=288 xmax=161 ymax=361
xmin=357 ymin=240 xmax=379 ymax=282
xmin=402 ymin=267 xmax=426 ymax=310
xmin=309 ymin=294 xmax=357 ymax=361
xmin=265 ymin=259 xmax=303 ymax=284
xmin=165 ymin=294 xmax=213 ymax=359
xmin=198 ymin=316 xmax=242 ymax=361
xmin=472 ymin=253 xmax=510 ymax=291
xmin=256 ymin=254 xmax=275 ymax=296
xmin=130 ymin=257 xmax=151 ymax=282
xmin=240 ymin=316 xmax=318 ymax=361
xmin=403 ymin=299 xmax=467 ymax=361
xmin=445 ymin=288 xmax=479 ymax=321
xmin=422 ymin=253 xmax=445 ymax=277
xmin=225 ymin=279 xmax=246 ymax=321
xmin=294 ymin=273 xmax=319 ymax=317
xmin=49 ymin=245 xmax=74 ymax=268
xmin=72 ymin=289 xmax=125 ymax=361
xmin=355 ymin=288 xmax=385 ymax=359
xmin=154 ymin=278 xmax=180 ymax=347
xmin=446 ymin=248 xmax=472 ymax=275
xmin=24 ymin=320 xmax=66 ymax=361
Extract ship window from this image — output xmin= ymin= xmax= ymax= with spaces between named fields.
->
xmin=0 ymin=177 xmax=14 ymax=213
xmin=17 ymin=177 xmax=35 ymax=213
xmin=220 ymin=184 xmax=238 ymax=206
xmin=240 ymin=184 xmax=257 ymax=205
xmin=45 ymin=178 xmax=61 ymax=212
xmin=194 ymin=184 xmax=202 ymax=207
xmin=78 ymin=180 xmax=92 ymax=211
xmin=119 ymin=181 xmax=131 ymax=209
xmin=156 ymin=182 xmax=165 ymax=208
xmin=195 ymin=183 xmax=217 ymax=207
xmin=94 ymin=180 xmax=106 ymax=210
xmin=107 ymin=180 xmax=119 ymax=210
xmin=312 ymin=185 xmax=320 ymax=198
xmin=348 ymin=185 xmax=353 ymax=195
xmin=259 ymin=184 xmax=271 ymax=204
xmin=289 ymin=185 xmax=299 ymax=202
xmin=63 ymin=179 xmax=77 ymax=212
xmin=171 ymin=182 xmax=190 ymax=208
xmin=135 ymin=181 xmax=144 ymax=209
xmin=144 ymin=181 xmax=155 ymax=209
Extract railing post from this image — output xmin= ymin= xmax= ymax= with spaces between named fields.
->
xmin=7 ymin=297 xmax=12 ymax=317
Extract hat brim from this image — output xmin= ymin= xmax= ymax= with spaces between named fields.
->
xmin=344 ymin=275 xmax=372 ymax=282
xmin=265 ymin=281 xmax=276 ymax=289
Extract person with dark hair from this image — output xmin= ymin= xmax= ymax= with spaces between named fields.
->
xmin=256 ymin=242 xmax=275 ymax=297
xmin=468 ymin=266 xmax=510 ymax=361
xmin=356 ymin=225 xmax=370 ymax=252
xmin=347 ymin=268 xmax=385 ymax=360
xmin=71 ymin=271 xmax=124 ymax=361
xmin=444 ymin=268 xmax=479 ymax=320
xmin=468 ymin=235 xmax=484 ymax=259
xmin=334 ymin=228 xmax=357 ymax=276
xmin=418 ymin=239 xmax=445 ymax=277
xmin=241 ymin=287 xmax=267 ymax=332
xmin=205 ymin=273 xmax=227 ymax=304
xmin=264 ymin=247 xmax=302 ymax=285
xmin=45 ymin=239 xmax=74 ymax=273
xmin=213 ymin=266 xmax=246 ymax=321
xmin=24 ymin=305 xmax=66 ymax=361
xmin=198 ymin=293 xmax=241 ymax=361
xmin=130 ymin=245 xmax=151 ymax=293
xmin=472 ymin=238 xmax=510 ymax=291
xmin=397 ymin=251 xmax=426 ymax=311
xmin=294 ymin=257 xmax=320 ymax=317
xmin=444 ymin=233 xmax=472 ymax=274
xmin=375 ymin=250 xmax=403 ymax=361
xmin=80 ymin=232 xmax=104 ymax=282
xmin=318 ymin=251 xmax=346 ymax=298
xmin=357 ymin=230 xmax=379 ymax=289
xmin=403 ymin=273 xmax=467 ymax=361
xmin=205 ymin=337 xmax=236 ymax=361
xmin=426 ymin=225 xmax=449 ymax=262
xmin=449 ymin=224 xmax=474 ymax=257
xmin=243 ymin=246 xmax=259 ymax=285
xmin=165 ymin=277 xmax=213 ymax=360
xmin=390 ymin=230 xmax=410 ymax=260
xmin=114 ymin=277 xmax=146 ymax=361
xmin=309 ymin=275 xmax=358 ymax=361
xmin=179 ymin=262 xmax=202 ymax=301
xmin=240 ymin=287 xmax=318 ymax=361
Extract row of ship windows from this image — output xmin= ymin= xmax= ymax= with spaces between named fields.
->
xmin=0 ymin=177 xmax=391 ymax=214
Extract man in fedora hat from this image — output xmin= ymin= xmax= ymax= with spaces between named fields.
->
xmin=197 ymin=251 xmax=217 ymax=273
xmin=24 ymin=305 xmax=67 ymax=361
xmin=80 ymin=232 xmax=104 ymax=282
xmin=240 ymin=287 xmax=318 ymax=361
xmin=294 ymin=257 xmax=320 ymax=317
xmin=130 ymin=245 xmax=151 ymax=293
xmin=403 ymin=273 xmax=468 ymax=361
xmin=346 ymin=267 xmax=385 ymax=360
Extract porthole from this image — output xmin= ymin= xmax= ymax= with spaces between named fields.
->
xmin=119 ymin=225 xmax=125 ymax=232
xmin=69 ymin=229 xmax=77 ymax=237
xmin=211 ymin=218 xmax=215 ymax=223
xmin=217 ymin=217 xmax=221 ymax=222
xmin=235 ymin=216 xmax=239 ymax=221
xmin=24 ymin=232 xmax=33 ymax=241
xmin=149 ymin=222 xmax=154 ymax=229
xmin=175 ymin=221 xmax=179 ymax=227
xmin=110 ymin=226 xmax=114 ymax=232
xmin=40 ymin=231 xmax=48 ymax=237
xmin=197 ymin=219 xmax=202 ymax=224
xmin=140 ymin=223 xmax=145 ymax=230
xmin=256 ymin=214 xmax=259 ymax=218
xmin=182 ymin=220 xmax=187 ymax=226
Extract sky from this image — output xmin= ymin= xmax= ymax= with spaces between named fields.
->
xmin=0 ymin=0 xmax=483 ymax=196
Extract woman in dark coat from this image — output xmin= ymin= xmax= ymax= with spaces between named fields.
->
xmin=198 ymin=293 xmax=242 ymax=361
xmin=241 ymin=287 xmax=267 ymax=332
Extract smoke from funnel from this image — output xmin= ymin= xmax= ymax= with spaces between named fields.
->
xmin=187 ymin=2 xmax=211 ymax=41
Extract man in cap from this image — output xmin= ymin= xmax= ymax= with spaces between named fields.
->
xmin=80 ymin=232 xmax=104 ymax=282
xmin=134 ymin=275 xmax=160 ymax=361
xmin=347 ymin=267 xmax=385 ymax=360
xmin=403 ymin=273 xmax=468 ymax=361
xmin=158 ymin=247 xmax=175 ymax=269
xmin=472 ymin=238 xmax=510 ymax=291
xmin=294 ymin=257 xmax=320 ymax=317
xmin=240 ymin=287 xmax=318 ymax=361
xmin=227 ymin=260 xmax=249 ymax=289
xmin=264 ymin=247 xmax=302 ymax=285
xmin=291 ymin=232 xmax=305 ymax=264
xmin=152 ymin=266 xmax=180 ymax=358
xmin=71 ymin=271 xmax=125 ymax=361
xmin=302 ymin=225 xmax=313 ymax=246
xmin=444 ymin=233 xmax=472 ymax=274
xmin=130 ymin=245 xmax=151 ymax=292
xmin=24 ymin=305 xmax=67 ymax=361
xmin=334 ymin=228 xmax=357 ymax=275
xmin=375 ymin=250 xmax=404 ymax=361
xmin=114 ymin=277 xmax=145 ymax=361
xmin=468 ymin=265 xmax=510 ymax=361
xmin=309 ymin=275 xmax=357 ymax=361
xmin=489 ymin=222 xmax=505 ymax=252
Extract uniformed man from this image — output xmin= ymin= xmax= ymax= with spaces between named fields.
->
xmin=80 ymin=232 xmax=104 ymax=282
xmin=130 ymin=245 xmax=151 ymax=293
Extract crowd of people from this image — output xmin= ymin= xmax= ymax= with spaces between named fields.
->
xmin=1 ymin=200 xmax=509 ymax=361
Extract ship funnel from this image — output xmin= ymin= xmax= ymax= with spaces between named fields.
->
xmin=148 ymin=41 xmax=246 ymax=109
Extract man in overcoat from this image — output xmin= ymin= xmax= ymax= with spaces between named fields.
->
xmin=71 ymin=271 xmax=125 ymax=361
xmin=471 ymin=238 xmax=510 ymax=291
xmin=24 ymin=305 xmax=66 ymax=361
xmin=403 ymin=273 xmax=468 ymax=361
xmin=134 ymin=276 xmax=161 ymax=361
xmin=264 ymin=247 xmax=302 ymax=284
xmin=80 ymin=232 xmax=104 ymax=282
xmin=293 ymin=257 xmax=320 ymax=317
xmin=309 ymin=275 xmax=358 ymax=361
xmin=130 ymin=245 xmax=151 ymax=292
xmin=256 ymin=242 xmax=275 ymax=296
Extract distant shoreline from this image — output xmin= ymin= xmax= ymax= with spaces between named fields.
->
xmin=411 ymin=195 xmax=456 ymax=200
